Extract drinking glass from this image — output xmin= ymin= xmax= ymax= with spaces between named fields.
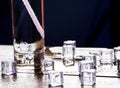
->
xmin=11 ymin=0 xmax=44 ymax=73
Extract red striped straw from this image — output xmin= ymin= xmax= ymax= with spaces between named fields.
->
xmin=41 ymin=0 xmax=44 ymax=29
xmin=22 ymin=0 xmax=44 ymax=39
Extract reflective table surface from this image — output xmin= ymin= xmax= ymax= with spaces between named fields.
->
xmin=0 ymin=45 xmax=120 ymax=88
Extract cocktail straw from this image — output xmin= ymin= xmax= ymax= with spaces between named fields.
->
xmin=41 ymin=0 xmax=45 ymax=29
xmin=22 ymin=0 xmax=44 ymax=39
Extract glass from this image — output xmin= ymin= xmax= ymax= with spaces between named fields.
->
xmin=1 ymin=61 xmax=17 ymax=75
xmin=48 ymin=71 xmax=64 ymax=87
xmin=62 ymin=40 xmax=76 ymax=66
xmin=11 ymin=0 xmax=44 ymax=73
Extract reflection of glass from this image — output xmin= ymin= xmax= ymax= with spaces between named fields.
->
xmin=11 ymin=0 xmax=44 ymax=73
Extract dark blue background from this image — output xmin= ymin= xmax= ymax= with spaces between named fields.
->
xmin=0 ymin=0 xmax=120 ymax=48
xmin=0 ymin=0 xmax=12 ymax=45
xmin=45 ymin=0 xmax=112 ymax=48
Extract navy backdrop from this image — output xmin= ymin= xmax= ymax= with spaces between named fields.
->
xmin=45 ymin=0 xmax=113 ymax=48
xmin=0 ymin=0 xmax=13 ymax=45
xmin=0 ymin=0 xmax=120 ymax=48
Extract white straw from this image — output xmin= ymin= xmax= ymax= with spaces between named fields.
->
xmin=22 ymin=0 xmax=44 ymax=39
